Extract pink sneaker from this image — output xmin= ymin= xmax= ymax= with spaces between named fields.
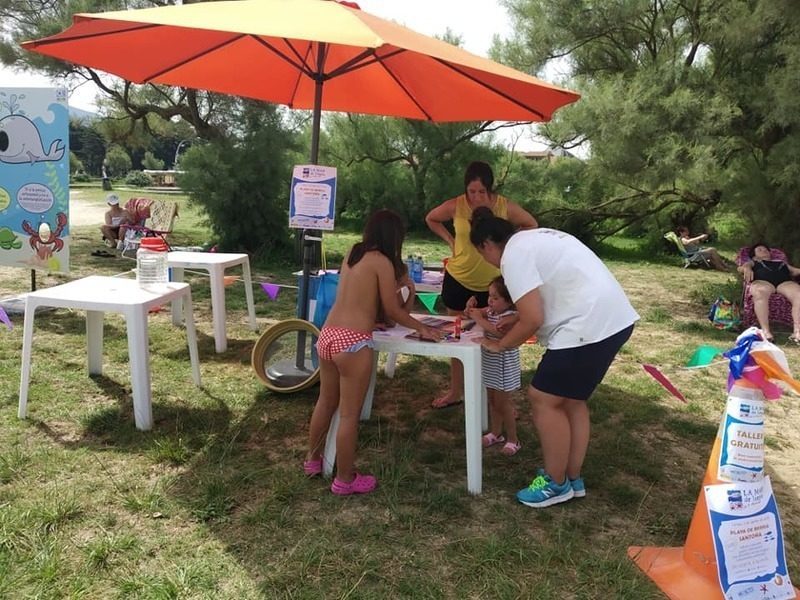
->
xmin=330 ymin=472 xmax=377 ymax=496
xmin=303 ymin=457 xmax=323 ymax=477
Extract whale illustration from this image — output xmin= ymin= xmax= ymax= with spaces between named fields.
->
xmin=0 ymin=114 xmax=65 ymax=165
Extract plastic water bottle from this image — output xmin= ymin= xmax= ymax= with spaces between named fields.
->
xmin=406 ymin=254 xmax=415 ymax=278
xmin=137 ymin=237 xmax=169 ymax=288
xmin=412 ymin=255 xmax=424 ymax=283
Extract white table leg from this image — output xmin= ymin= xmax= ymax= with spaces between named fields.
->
xmin=323 ymin=410 xmax=340 ymax=477
xmin=209 ymin=265 xmax=227 ymax=353
xmin=463 ymin=352 xmax=483 ymax=495
xmin=182 ymin=291 xmax=202 ymax=386
xmin=241 ymin=259 xmax=257 ymax=331
xmin=126 ymin=306 xmax=153 ymax=431
xmin=362 ymin=352 xmax=379 ymax=420
xmin=18 ymin=299 xmax=37 ymax=419
xmin=86 ymin=310 xmax=104 ymax=375
xmin=170 ymin=266 xmax=186 ymax=326
xmin=384 ymin=352 xmax=398 ymax=377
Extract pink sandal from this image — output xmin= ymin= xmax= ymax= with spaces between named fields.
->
xmin=501 ymin=441 xmax=522 ymax=456
xmin=331 ymin=472 xmax=377 ymax=496
xmin=303 ymin=457 xmax=323 ymax=477
xmin=482 ymin=433 xmax=506 ymax=448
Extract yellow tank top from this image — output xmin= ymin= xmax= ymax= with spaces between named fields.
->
xmin=446 ymin=194 xmax=509 ymax=291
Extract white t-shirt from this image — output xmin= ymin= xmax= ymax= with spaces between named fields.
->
xmin=501 ymin=228 xmax=639 ymax=349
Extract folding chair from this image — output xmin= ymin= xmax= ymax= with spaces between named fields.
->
xmin=663 ymin=231 xmax=712 ymax=268
xmin=120 ymin=199 xmax=179 ymax=258
xmin=735 ymin=246 xmax=795 ymax=329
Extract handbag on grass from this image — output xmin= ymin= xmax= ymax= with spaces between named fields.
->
xmin=708 ymin=296 xmax=741 ymax=331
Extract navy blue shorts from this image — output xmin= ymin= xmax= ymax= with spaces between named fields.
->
xmin=441 ymin=270 xmax=488 ymax=312
xmin=531 ymin=325 xmax=634 ymax=401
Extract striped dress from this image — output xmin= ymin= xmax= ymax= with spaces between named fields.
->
xmin=482 ymin=309 xmax=521 ymax=392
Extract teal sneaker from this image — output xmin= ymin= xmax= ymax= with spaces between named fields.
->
xmin=569 ymin=476 xmax=586 ymax=498
xmin=517 ymin=473 xmax=574 ymax=508
xmin=532 ymin=468 xmax=585 ymax=498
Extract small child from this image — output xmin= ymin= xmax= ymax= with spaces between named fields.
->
xmin=465 ymin=276 xmax=521 ymax=456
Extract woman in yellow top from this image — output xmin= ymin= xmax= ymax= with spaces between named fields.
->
xmin=425 ymin=161 xmax=538 ymax=408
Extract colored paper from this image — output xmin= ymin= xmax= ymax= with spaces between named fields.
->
xmin=642 ymin=364 xmax=687 ymax=402
xmin=417 ymin=292 xmax=439 ymax=314
xmin=686 ymin=344 xmax=723 ymax=368
xmin=260 ymin=282 xmax=280 ymax=300
xmin=0 ymin=306 xmax=11 ymax=330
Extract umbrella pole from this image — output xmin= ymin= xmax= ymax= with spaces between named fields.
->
xmin=296 ymin=49 xmax=327 ymax=368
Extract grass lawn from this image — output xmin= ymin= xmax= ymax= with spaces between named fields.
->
xmin=1 ymin=187 xmax=799 ymax=598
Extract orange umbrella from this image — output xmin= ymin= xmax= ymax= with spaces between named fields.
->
xmin=23 ymin=0 xmax=579 ymax=161
xmin=24 ymin=0 xmax=580 ymax=321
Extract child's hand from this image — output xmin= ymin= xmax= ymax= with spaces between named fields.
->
xmin=465 ymin=296 xmax=478 ymax=311
xmin=496 ymin=313 xmax=519 ymax=333
xmin=465 ymin=307 xmax=482 ymax=320
xmin=418 ymin=325 xmax=446 ymax=341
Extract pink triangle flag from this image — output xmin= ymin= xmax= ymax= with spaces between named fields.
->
xmin=260 ymin=282 xmax=280 ymax=300
xmin=642 ymin=364 xmax=686 ymax=403
xmin=0 ymin=306 xmax=10 ymax=330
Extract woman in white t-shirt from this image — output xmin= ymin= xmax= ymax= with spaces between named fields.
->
xmin=469 ymin=207 xmax=639 ymax=509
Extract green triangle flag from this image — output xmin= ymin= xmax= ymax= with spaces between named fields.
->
xmin=417 ymin=292 xmax=439 ymax=314
xmin=686 ymin=345 xmax=723 ymax=368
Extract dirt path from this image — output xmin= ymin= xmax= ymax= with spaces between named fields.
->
xmin=69 ymin=190 xmax=107 ymax=227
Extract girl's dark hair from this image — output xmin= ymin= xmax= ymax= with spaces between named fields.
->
xmin=464 ymin=161 xmax=494 ymax=194
xmin=748 ymin=242 xmax=770 ymax=259
xmin=469 ymin=205 xmax=515 ymax=248
xmin=489 ymin=275 xmax=514 ymax=307
xmin=348 ymin=209 xmax=406 ymax=278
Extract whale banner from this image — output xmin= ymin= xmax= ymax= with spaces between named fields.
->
xmin=0 ymin=87 xmax=70 ymax=273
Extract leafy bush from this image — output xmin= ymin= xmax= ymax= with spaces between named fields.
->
xmin=142 ymin=151 xmax=165 ymax=170
xmin=125 ymin=170 xmax=154 ymax=187
xmin=69 ymin=151 xmax=84 ymax=175
xmin=70 ymin=171 xmax=91 ymax=183
xmin=105 ymin=145 xmax=132 ymax=178
xmin=178 ymin=102 xmax=298 ymax=257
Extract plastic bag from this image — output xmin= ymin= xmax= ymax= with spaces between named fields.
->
xmin=312 ymin=272 xmax=339 ymax=329
xmin=708 ymin=296 xmax=741 ymax=331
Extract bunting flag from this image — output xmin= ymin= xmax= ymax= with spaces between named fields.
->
xmin=417 ymin=292 xmax=439 ymax=314
xmin=685 ymin=345 xmax=723 ymax=368
xmin=260 ymin=282 xmax=280 ymax=300
xmin=0 ymin=306 xmax=11 ymax=330
xmin=223 ymin=275 xmax=238 ymax=287
xmin=642 ymin=364 xmax=687 ymax=402
xmin=723 ymin=326 xmax=800 ymax=398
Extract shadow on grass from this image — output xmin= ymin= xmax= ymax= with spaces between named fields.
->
xmin=129 ymin=375 xmax=732 ymax=597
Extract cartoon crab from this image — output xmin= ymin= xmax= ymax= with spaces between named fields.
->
xmin=22 ymin=212 xmax=67 ymax=260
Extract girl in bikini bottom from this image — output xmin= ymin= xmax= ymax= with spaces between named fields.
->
xmin=316 ymin=326 xmax=375 ymax=361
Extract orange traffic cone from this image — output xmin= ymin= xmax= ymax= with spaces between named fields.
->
xmin=628 ymin=379 xmax=799 ymax=599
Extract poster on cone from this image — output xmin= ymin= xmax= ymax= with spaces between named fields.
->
xmin=705 ymin=477 xmax=795 ymax=600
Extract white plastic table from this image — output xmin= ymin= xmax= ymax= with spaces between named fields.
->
xmin=167 ymin=251 xmax=257 ymax=353
xmin=384 ymin=270 xmax=444 ymax=378
xmin=323 ymin=317 xmax=488 ymax=495
xmin=18 ymin=276 xmax=202 ymax=431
